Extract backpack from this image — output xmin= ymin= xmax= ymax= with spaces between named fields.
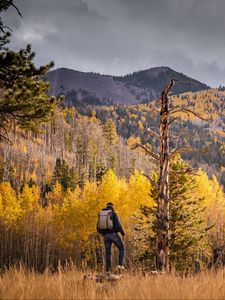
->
xmin=97 ymin=210 xmax=113 ymax=230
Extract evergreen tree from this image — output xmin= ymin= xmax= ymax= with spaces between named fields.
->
xmin=52 ymin=158 xmax=75 ymax=192
xmin=133 ymin=156 xmax=209 ymax=271
xmin=0 ymin=1 xmax=20 ymax=48
xmin=0 ymin=2 xmax=63 ymax=142
xmin=169 ymin=155 xmax=209 ymax=271
xmin=96 ymin=161 xmax=107 ymax=183
xmin=103 ymin=119 xmax=118 ymax=145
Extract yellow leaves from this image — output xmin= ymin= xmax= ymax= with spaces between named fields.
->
xmin=130 ymin=114 xmax=138 ymax=120
xmin=137 ymin=120 xmax=144 ymax=130
xmin=45 ymin=165 xmax=52 ymax=182
xmin=52 ymin=169 xmax=154 ymax=247
xmin=0 ymin=182 xmax=22 ymax=225
xmin=21 ymin=144 xmax=27 ymax=154
xmin=127 ymin=136 xmax=141 ymax=148
xmin=54 ymin=187 xmax=82 ymax=246
xmin=0 ymin=165 xmax=223 ymax=260
xmin=195 ymin=170 xmax=225 ymax=208
xmin=98 ymin=169 xmax=121 ymax=205
xmin=90 ymin=111 xmax=100 ymax=124
xmin=170 ymin=88 xmax=224 ymax=122
xmin=128 ymin=170 xmax=154 ymax=209
xmin=19 ymin=184 xmax=40 ymax=212
xmin=81 ymin=181 xmax=99 ymax=214
xmin=30 ymin=172 xmax=37 ymax=183
xmin=194 ymin=169 xmax=225 ymax=243
xmin=45 ymin=183 xmax=63 ymax=206
xmin=0 ymin=193 xmax=2 ymax=214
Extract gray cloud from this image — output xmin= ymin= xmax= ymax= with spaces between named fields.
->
xmin=2 ymin=0 xmax=225 ymax=86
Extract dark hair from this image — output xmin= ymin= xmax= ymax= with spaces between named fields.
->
xmin=107 ymin=202 xmax=113 ymax=207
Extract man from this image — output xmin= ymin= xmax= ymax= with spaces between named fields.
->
xmin=97 ymin=202 xmax=126 ymax=273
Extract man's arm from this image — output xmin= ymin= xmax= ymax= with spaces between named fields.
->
xmin=113 ymin=212 xmax=125 ymax=236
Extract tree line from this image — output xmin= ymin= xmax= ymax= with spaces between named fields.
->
xmin=0 ymin=157 xmax=225 ymax=272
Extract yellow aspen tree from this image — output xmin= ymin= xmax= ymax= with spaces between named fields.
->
xmin=80 ymin=181 xmax=99 ymax=238
xmin=54 ymin=187 xmax=81 ymax=246
xmin=45 ymin=182 xmax=63 ymax=206
xmin=128 ymin=170 xmax=154 ymax=214
xmin=0 ymin=182 xmax=22 ymax=226
xmin=98 ymin=169 xmax=121 ymax=206
xmin=19 ymin=184 xmax=40 ymax=212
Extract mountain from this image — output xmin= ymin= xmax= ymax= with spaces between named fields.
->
xmin=46 ymin=66 xmax=209 ymax=106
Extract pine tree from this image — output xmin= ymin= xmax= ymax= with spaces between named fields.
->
xmin=96 ymin=161 xmax=107 ymax=183
xmin=169 ymin=155 xmax=209 ymax=271
xmin=103 ymin=119 xmax=118 ymax=145
xmin=133 ymin=156 xmax=209 ymax=271
xmin=51 ymin=158 xmax=75 ymax=192
xmin=0 ymin=2 xmax=63 ymax=142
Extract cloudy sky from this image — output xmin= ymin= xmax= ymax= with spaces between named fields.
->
xmin=3 ymin=0 xmax=225 ymax=86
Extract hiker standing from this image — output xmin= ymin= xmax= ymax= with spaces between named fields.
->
xmin=97 ymin=202 xmax=126 ymax=273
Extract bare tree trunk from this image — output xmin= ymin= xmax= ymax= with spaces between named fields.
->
xmin=156 ymin=79 xmax=175 ymax=272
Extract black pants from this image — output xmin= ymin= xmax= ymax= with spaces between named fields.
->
xmin=103 ymin=232 xmax=124 ymax=272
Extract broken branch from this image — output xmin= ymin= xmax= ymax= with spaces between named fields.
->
xmin=144 ymin=126 xmax=160 ymax=140
xmin=169 ymin=108 xmax=211 ymax=121
xmin=132 ymin=143 xmax=159 ymax=161
xmin=169 ymin=147 xmax=209 ymax=160
xmin=143 ymin=174 xmax=159 ymax=189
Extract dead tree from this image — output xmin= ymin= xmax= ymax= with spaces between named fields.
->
xmin=133 ymin=79 xmax=209 ymax=271
xmin=155 ymin=80 xmax=175 ymax=271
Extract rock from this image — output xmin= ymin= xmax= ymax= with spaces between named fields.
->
xmin=84 ymin=273 xmax=122 ymax=283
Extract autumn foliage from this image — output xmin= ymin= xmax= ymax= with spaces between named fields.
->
xmin=0 ymin=157 xmax=224 ymax=272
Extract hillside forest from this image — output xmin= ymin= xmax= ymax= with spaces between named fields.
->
xmin=0 ymin=106 xmax=225 ymax=272
xmin=0 ymin=0 xmax=225 ymax=276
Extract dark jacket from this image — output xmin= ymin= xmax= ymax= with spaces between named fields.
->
xmin=97 ymin=205 xmax=125 ymax=236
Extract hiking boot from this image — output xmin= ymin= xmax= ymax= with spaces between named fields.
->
xmin=118 ymin=265 xmax=127 ymax=272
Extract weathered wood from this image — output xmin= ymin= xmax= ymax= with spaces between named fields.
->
xmin=134 ymin=79 xmax=210 ymax=272
xmin=156 ymin=79 xmax=175 ymax=272
xmin=170 ymin=107 xmax=210 ymax=121
xmin=169 ymin=147 xmax=208 ymax=160
xmin=132 ymin=143 xmax=159 ymax=161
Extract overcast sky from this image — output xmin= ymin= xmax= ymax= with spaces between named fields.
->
xmin=3 ymin=0 xmax=225 ymax=86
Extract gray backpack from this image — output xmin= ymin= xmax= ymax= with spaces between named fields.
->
xmin=97 ymin=210 xmax=113 ymax=230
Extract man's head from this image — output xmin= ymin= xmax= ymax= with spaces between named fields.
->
xmin=107 ymin=202 xmax=114 ymax=208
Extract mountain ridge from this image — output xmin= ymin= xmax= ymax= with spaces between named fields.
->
xmin=46 ymin=66 xmax=210 ymax=106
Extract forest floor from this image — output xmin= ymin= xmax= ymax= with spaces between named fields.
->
xmin=0 ymin=266 xmax=225 ymax=299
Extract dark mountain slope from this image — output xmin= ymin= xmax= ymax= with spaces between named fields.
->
xmin=46 ymin=66 xmax=209 ymax=105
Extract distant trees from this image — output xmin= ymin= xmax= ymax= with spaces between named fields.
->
xmin=0 ymin=109 xmax=150 ymax=194
xmin=103 ymin=119 xmax=119 ymax=145
xmin=84 ymin=89 xmax=224 ymax=189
